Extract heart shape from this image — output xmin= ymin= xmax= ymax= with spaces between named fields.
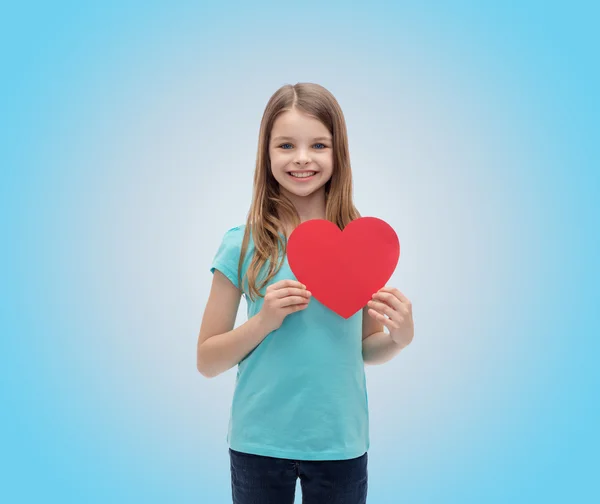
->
xmin=287 ymin=217 xmax=400 ymax=319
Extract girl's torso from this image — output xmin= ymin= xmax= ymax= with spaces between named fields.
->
xmin=211 ymin=224 xmax=370 ymax=461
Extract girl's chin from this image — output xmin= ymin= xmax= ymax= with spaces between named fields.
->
xmin=281 ymin=183 xmax=326 ymax=197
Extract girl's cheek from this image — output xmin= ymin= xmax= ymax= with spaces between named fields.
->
xmin=271 ymin=155 xmax=290 ymax=168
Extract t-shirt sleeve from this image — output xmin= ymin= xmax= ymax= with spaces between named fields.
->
xmin=210 ymin=226 xmax=244 ymax=289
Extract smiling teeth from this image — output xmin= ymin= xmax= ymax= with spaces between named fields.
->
xmin=290 ymin=171 xmax=316 ymax=178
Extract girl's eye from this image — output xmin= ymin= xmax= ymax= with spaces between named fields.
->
xmin=278 ymin=143 xmax=328 ymax=149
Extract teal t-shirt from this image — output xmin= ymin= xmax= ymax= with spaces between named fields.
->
xmin=210 ymin=224 xmax=370 ymax=461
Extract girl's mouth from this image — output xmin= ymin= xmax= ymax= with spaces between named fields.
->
xmin=287 ymin=171 xmax=317 ymax=181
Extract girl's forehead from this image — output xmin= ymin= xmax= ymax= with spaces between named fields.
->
xmin=271 ymin=111 xmax=330 ymax=137
xmin=275 ymin=110 xmax=316 ymax=124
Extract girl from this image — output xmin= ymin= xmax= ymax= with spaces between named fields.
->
xmin=197 ymin=82 xmax=414 ymax=504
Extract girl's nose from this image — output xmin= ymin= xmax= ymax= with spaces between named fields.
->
xmin=294 ymin=150 xmax=311 ymax=165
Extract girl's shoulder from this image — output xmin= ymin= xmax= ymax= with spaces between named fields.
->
xmin=226 ymin=223 xmax=246 ymax=233
xmin=221 ymin=224 xmax=246 ymax=243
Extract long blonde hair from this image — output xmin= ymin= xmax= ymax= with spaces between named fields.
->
xmin=238 ymin=82 xmax=361 ymax=301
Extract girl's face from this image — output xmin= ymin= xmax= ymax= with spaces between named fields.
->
xmin=268 ymin=108 xmax=333 ymax=199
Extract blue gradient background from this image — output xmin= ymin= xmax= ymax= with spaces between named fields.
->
xmin=2 ymin=1 xmax=598 ymax=503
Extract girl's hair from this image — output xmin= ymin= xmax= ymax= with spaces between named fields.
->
xmin=238 ymin=82 xmax=361 ymax=301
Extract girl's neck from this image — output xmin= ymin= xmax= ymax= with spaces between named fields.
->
xmin=279 ymin=187 xmax=327 ymax=237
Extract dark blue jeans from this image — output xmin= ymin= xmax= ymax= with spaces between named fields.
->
xmin=229 ymin=448 xmax=368 ymax=504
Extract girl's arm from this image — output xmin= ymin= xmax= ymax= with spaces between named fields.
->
xmin=361 ymin=305 xmax=405 ymax=364
xmin=362 ymin=331 xmax=405 ymax=365
xmin=196 ymin=270 xmax=272 ymax=378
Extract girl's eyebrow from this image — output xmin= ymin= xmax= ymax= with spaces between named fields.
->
xmin=272 ymin=136 xmax=332 ymax=142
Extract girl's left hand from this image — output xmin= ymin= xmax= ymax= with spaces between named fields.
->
xmin=367 ymin=286 xmax=414 ymax=348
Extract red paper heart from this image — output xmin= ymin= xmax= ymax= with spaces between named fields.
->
xmin=287 ymin=217 xmax=400 ymax=319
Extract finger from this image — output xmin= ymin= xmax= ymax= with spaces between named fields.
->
xmin=367 ymin=308 xmax=400 ymax=330
xmin=272 ymin=279 xmax=306 ymax=291
xmin=272 ymin=287 xmax=311 ymax=299
xmin=379 ymin=286 xmax=411 ymax=304
xmin=372 ymin=292 xmax=405 ymax=313
xmin=278 ymin=296 xmax=311 ymax=308
xmin=286 ymin=302 xmax=309 ymax=314
xmin=368 ymin=299 xmax=401 ymax=323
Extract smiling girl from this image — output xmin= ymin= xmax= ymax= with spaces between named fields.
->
xmin=197 ymin=82 xmax=414 ymax=504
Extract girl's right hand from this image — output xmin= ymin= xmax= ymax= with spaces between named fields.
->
xmin=257 ymin=279 xmax=311 ymax=332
